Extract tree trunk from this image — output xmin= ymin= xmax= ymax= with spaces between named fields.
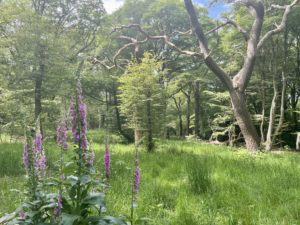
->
xmin=35 ymin=48 xmax=45 ymax=135
xmin=194 ymin=80 xmax=201 ymax=138
xmin=272 ymin=71 xmax=286 ymax=145
xmin=272 ymin=30 xmax=288 ymax=146
xmin=113 ymin=89 xmax=122 ymax=132
xmin=296 ymin=133 xmax=300 ymax=150
xmin=34 ymin=74 xmax=43 ymax=122
xmin=260 ymin=71 xmax=266 ymax=143
xmin=179 ymin=113 xmax=183 ymax=137
xmin=134 ymin=128 xmax=143 ymax=146
xmin=230 ymin=90 xmax=260 ymax=151
xmin=186 ymin=93 xmax=191 ymax=136
xmin=265 ymin=73 xmax=278 ymax=151
xmin=173 ymin=97 xmax=184 ymax=138
xmin=182 ymin=88 xmax=192 ymax=136
xmin=290 ymin=86 xmax=298 ymax=130
xmin=113 ymin=88 xmax=133 ymax=142
xmin=146 ymin=98 xmax=154 ymax=152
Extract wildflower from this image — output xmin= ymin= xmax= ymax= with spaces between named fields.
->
xmin=53 ymin=192 xmax=62 ymax=217
xmin=23 ymin=143 xmax=29 ymax=170
xmin=56 ymin=120 xmax=68 ymax=149
xmin=88 ymin=149 xmax=95 ymax=167
xmin=134 ymin=159 xmax=140 ymax=194
xmin=79 ymin=102 xmax=88 ymax=150
xmin=34 ymin=131 xmax=42 ymax=153
xmin=35 ymin=152 xmax=47 ymax=176
xmin=104 ymin=144 xmax=110 ymax=178
xmin=19 ymin=211 xmax=26 ymax=219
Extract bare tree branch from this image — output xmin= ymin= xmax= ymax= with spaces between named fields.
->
xmin=173 ymin=29 xmax=192 ymax=36
xmin=226 ymin=19 xmax=249 ymax=41
xmin=232 ymin=0 xmax=264 ymax=92
xmin=184 ymin=0 xmax=233 ymax=90
xmin=205 ymin=21 xmax=230 ymax=35
xmin=258 ymin=0 xmax=300 ymax=49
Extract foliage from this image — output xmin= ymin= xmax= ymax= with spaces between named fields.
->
xmin=2 ymin=139 xmax=300 ymax=224
xmin=118 ymin=53 xmax=167 ymax=150
xmin=0 ymin=86 xmax=127 ymax=225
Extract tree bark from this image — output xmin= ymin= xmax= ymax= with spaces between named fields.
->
xmin=265 ymin=55 xmax=278 ymax=151
xmin=146 ymin=97 xmax=154 ymax=151
xmin=230 ymin=90 xmax=260 ymax=150
xmin=173 ymin=97 xmax=184 ymax=138
xmin=182 ymin=88 xmax=191 ymax=135
xmin=113 ymin=88 xmax=133 ymax=142
xmin=34 ymin=47 xmax=45 ymax=135
xmin=194 ymin=80 xmax=201 ymax=138
xmin=134 ymin=128 xmax=143 ymax=146
xmin=186 ymin=93 xmax=191 ymax=136
xmin=260 ymin=70 xmax=266 ymax=143
xmin=272 ymin=30 xmax=288 ymax=146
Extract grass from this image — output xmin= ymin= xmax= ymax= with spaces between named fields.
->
xmin=1 ymin=130 xmax=300 ymax=224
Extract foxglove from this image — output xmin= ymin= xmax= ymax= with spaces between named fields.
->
xmin=134 ymin=159 xmax=140 ymax=194
xmin=104 ymin=144 xmax=110 ymax=178
xmin=23 ymin=143 xmax=29 ymax=170
xmin=56 ymin=120 xmax=68 ymax=149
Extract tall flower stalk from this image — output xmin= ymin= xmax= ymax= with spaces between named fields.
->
xmin=57 ymin=119 xmax=68 ymax=150
xmin=104 ymin=144 xmax=110 ymax=179
xmin=55 ymin=112 xmax=68 ymax=220
xmin=130 ymin=148 xmax=140 ymax=225
xmin=69 ymin=78 xmax=92 ymax=212
xmin=34 ymin=130 xmax=46 ymax=177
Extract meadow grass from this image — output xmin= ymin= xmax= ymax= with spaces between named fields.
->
xmin=1 ymin=131 xmax=300 ymax=224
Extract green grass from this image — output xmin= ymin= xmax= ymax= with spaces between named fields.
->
xmin=1 ymin=133 xmax=300 ymax=224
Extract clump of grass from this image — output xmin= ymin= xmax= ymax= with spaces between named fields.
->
xmin=0 ymin=143 xmax=24 ymax=176
xmin=185 ymin=154 xmax=212 ymax=194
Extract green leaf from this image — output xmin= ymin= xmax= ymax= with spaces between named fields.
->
xmin=67 ymin=175 xmax=78 ymax=186
xmin=80 ymin=175 xmax=91 ymax=185
xmin=63 ymin=162 xmax=76 ymax=174
xmin=59 ymin=213 xmax=80 ymax=225
xmin=0 ymin=212 xmax=16 ymax=224
xmin=39 ymin=202 xmax=56 ymax=211
xmin=82 ymin=192 xmax=105 ymax=207
xmin=87 ymin=216 xmax=127 ymax=225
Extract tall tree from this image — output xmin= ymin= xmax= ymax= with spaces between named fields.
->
xmin=183 ymin=0 xmax=299 ymax=150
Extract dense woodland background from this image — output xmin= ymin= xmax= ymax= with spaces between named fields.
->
xmin=0 ymin=0 xmax=299 ymax=151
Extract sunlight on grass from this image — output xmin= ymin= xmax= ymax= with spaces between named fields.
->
xmin=1 ymin=134 xmax=300 ymax=224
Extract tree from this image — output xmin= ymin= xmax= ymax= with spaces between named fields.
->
xmin=105 ymin=0 xmax=299 ymax=150
xmin=118 ymin=53 xmax=166 ymax=151
xmin=183 ymin=0 xmax=300 ymax=150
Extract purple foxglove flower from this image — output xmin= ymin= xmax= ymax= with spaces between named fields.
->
xmin=19 ymin=211 xmax=26 ymax=219
xmin=34 ymin=131 xmax=42 ymax=153
xmin=69 ymin=99 xmax=79 ymax=143
xmin=53 ymin=192 xmax=62 ymax=217
xmin=88 ymin=149 xmax=95 ymax=166
xmin=134 ymin=159 xmax=140 ymax=194
xmin=23 ymin=144 xmax=29 ymax=170
xmin=35 ymin=152 xmax=47 ymax=175
xmin=104 ymin=144 xmax=110 ymax=178
xmin=79 ymin=103 xmax=88 ymax=150
xmin=56 ymin=120 xmax=68 ymax=149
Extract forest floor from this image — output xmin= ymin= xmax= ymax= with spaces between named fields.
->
xmin=1 ymin=130 xmax=300 ymax=225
